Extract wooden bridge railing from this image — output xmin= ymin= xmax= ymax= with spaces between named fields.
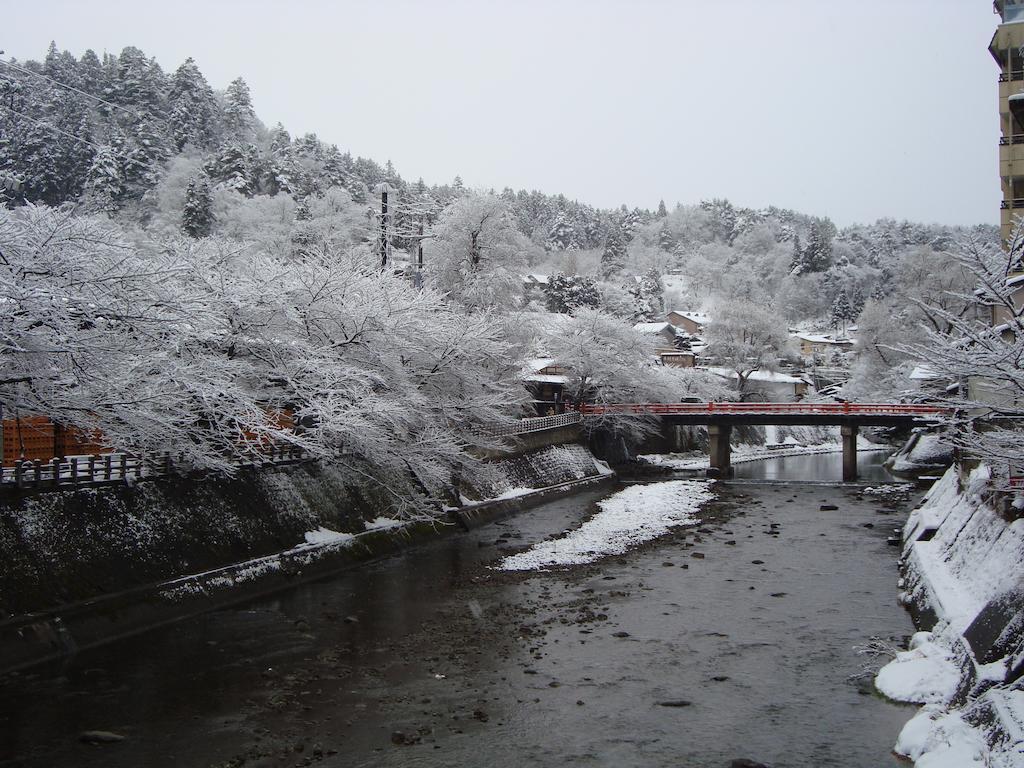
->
xmin=579 ymin=402 xmax=951 ymax=417
xmin=487 ymin=411 xmax=583 ymax=437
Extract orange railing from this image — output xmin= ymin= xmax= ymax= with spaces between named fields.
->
xmin=579 ymin=402 xmax=951 ymax=417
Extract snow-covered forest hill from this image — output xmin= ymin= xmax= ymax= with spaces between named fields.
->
xmin=0 ymin=44 xmax=1003 ymax=497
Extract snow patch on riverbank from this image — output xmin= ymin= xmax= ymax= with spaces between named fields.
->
xmin=874 ymin=631 xmax=960 ymax=704
xmin=303 ymin=527 xmax=355 ymax=546
xmin=498 ymin=480 xmax=715 ymax=571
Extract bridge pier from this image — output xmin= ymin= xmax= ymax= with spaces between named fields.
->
xmin=708 ymin=424 xmax=733 ymax=478
xmin=841 ymin=424 xmax=858 ymax=482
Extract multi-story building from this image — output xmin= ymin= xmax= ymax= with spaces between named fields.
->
xmin=991 ymin=0 xmax=1024 ymax=244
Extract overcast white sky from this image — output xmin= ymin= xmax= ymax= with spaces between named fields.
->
xmin=5 ymin=0 xmax=1001 ymax=227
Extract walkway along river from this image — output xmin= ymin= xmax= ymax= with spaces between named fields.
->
xmin=0 ymin=455 xmax=918 ymax=767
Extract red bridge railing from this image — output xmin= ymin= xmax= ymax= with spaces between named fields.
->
xmin=579 ymin=402 xmax=950 ymax=417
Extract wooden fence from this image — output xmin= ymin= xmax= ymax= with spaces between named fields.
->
xmin=0 ymin=444 xmax=306 ymax=492
xmin=486 ymin=411 xmax=583 ymax=437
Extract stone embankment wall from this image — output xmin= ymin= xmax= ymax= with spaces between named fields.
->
xmin=875 ymin=466 xmax=1024 ymax=765
xmin=0 ymin=440 xmax=612 ymax=672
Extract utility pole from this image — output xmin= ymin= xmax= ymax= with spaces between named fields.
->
xmin=372 ymin=182 xmax=395 ymax=269
xmin=411 ymin=219 xmax=425 ymax=289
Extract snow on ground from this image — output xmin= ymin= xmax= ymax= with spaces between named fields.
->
xmin=363 ymin=517 xmax=403 ymax=531
xmin=498 ymin=480 xmax=715 ymax=571
xmin=875 ymin=632 xmax=961 ymax=705
xmin=639 ymin=435 xmax=887 ymax=471
xmin=492 ymin=486 xmax=539 ymax=500
xmin=890 ymin=433 xmax=952 ymax=473
xmin=894 ymin=707 xmax=989 ymax=768
xmin=302 ymin=527 xmax=355 ymax=546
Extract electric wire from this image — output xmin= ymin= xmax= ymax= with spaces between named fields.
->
xmin=0 ymin=57 xmax=171 ymax=123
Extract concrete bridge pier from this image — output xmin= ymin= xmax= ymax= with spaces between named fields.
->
xmin=708 ymin=424 xmax=733 ymax=478
xmin=841 ymin=424 xmax=858 ymax=482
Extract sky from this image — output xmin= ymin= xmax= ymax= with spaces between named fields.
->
xmin=4 ymin=0 xmax=1002 ymax=227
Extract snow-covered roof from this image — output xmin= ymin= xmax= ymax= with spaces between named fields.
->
xmin=522 ymin=373 xmax=571 ymax=385
xmin=705 ymin=367 xmax=808 ymax=384
xmin=524 ymin=357 xmax=556 ymax=372
xmin=634 ymin=322 xmax=673 ymax=334
xmin=523 ymin=273 xmax=549 ymax=285
xmin=668 ymin=310 xmax=712 ymax=325
xmin=793 ymin=333 xmax=854 ymax=346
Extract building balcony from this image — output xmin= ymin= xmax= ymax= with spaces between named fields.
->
xmin=999 ymin=139 xmax=1024 ymax=177
xmin=1001 ymin=199 xmax=1024 ymax=209
xmin=998 ymin=0 xmax=1024 ymax=23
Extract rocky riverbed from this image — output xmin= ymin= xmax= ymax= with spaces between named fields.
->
xmin=0 ymin=481 xmax=919 ymax=768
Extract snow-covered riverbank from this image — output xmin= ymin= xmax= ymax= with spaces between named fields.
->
xmin=639 ymin=434 xmax=888 ymax=471
xmin=874 ymin=466 xmax=1024 ymax=767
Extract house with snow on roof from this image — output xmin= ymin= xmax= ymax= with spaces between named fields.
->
xmin=704 ymin=367 xmax=811 ymax=402
xmin=520 ymin=358 xmax=572 ymax=415
xmin=792 ymin=332 xmax=854 ymax=361
xmin=667 ymin=310 xmax=712 ymax=336
xmin=633 ymin=321 xmax=696 ymax=368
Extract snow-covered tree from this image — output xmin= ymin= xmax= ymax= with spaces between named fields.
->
xmin=898 ymin=228 xmax=1024 ymax=489
xmin=601 ymin=227 xmax=626 ymax=278
xmin=182 ymin=174 xmax=214 ymax=237
xmin=543 ymin=272 xmax=600 ymax=313
xmin=168 ymin=58 xmax=220 ymax=151
xmin=704 ymin=303 xmax=792 ymax=398
xmin=426 ymin=192 xmax=528 ymax=309
xmin=222 ymin=77 xmax=256 ymax=139
xmin=830 ymin=291 xmax=855 ymax=335
xmin=82 ymin=145 xmax=124 ymax=213
xmin=546 ymin=213 xmax=577 ymax=251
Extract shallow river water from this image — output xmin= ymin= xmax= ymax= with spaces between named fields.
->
xmin=0 ymin=461 xmax=918 ymax=768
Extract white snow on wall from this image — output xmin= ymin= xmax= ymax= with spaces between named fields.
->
xmin=877 ymin=465 xmax=1024 ymax=767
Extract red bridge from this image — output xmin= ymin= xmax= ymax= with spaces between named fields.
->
xmin=579 ymin=402 xmax=951 ymax=481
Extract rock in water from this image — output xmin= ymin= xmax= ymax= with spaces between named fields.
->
xmin=79 ymin=731 xmax=126 ymax=744
xmin=656 ymin=699 xmax=692 ymax=707
xmin=730 ymin=760 xmax=769 ymax=768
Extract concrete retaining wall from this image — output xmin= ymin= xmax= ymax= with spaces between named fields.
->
xmin=0 ymin=440 xmax=614 ymax=673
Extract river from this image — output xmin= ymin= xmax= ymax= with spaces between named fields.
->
xmin=0 ymin=453 xmax=917 ymax=767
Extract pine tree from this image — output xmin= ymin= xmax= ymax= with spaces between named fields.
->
xmin=206 ymin=141 xmax=258 ymax=195
xmin=182 ymin=175 xmax=214 ymax=237
xmin=601 ymin=227 xmax=627 ymax=278
xmin=83 ymin=144 xmax=123 ymax=213
xmin=223 ymin=77 xmax=256 ymax=139
xmin=78 ymin=49 xmax=105 ymax=95
xmin=700 ymin=198 xmax=738 ymax=244
xmin=657 ymin=223 xmax=677 ymax=252
xmin=804 ymin=220 xmax=834 ymax=272
xmin=640 ymin=268 xmax=664 ymax=312
xmin=109 ymin=46 xmax=167 ymax=117
xmin=168 ymin=58 xmax=219 ymax=151
xmin=830 ymin=291 xmax=855 ymax=335
xmin=543 ymin=273 xmax=600 ymax=313
xmin=789 ymin=234 xmax=807 ymax=275
xmin=546 ymin=213 xmax=576 ymax=251
xmin=656 ymin=199 xmax=668 ymax=218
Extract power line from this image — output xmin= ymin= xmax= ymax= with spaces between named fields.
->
xmin=0 ymin=103 xmax=161 ymax=176
xmin=0 ymin=57 xmax=171 ymax=124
